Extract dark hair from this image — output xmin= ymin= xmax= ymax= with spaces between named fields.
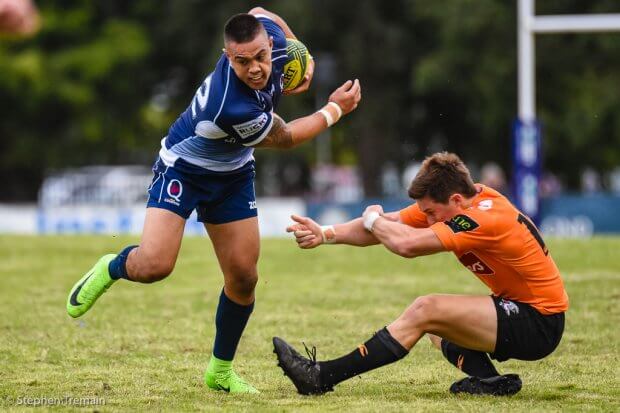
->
xmin=224 ymin=13 xmax=265 ymax=44
xmin=408 ymin=152 xmax=477 ymax=203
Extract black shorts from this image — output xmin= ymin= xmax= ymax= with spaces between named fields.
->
xmin=490 ymin=296 xmax=565 ymax=362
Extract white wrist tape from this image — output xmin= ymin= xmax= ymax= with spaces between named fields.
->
xmin=327 ymin=101 xmax=343 ymax=119
xmin=363 ymin=211 xmax=381 ymax=232
xmin=319 ymin=109 xmax=336 ymax=127
xmin=320 ymin=225 xmax=337 ymax=244
xmin=318 ymin=102 xmax=343 ymax=127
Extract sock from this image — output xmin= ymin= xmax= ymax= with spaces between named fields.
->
xmin=441 ymin=339 xmax=499 ymax=378
xmin=108 ymin=245 xmax=138 ymax=280
xmin=319 ymin=327 xmax=408 ymax=388
xmin=212 ymin=289 xmax=254 ymax=362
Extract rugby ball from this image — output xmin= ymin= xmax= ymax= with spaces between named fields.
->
xmin=282 ymin=38 xmax=310 ymax=91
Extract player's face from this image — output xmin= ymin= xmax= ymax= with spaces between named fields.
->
xmin=417 ymin=194 xmax=467 ymax=225
xmin=225 ymin=32 xmax=273 ymax=90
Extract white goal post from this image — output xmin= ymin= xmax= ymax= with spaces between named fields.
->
xmin=514 ymin=0 xmax=620 ymax=224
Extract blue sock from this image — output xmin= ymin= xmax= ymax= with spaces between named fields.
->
xmin=213 ymin=289 xmax=254 ymax=361
xmin=108 ymin=245 xmax=138 ymax=280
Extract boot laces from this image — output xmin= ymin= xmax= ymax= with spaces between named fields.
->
xmin=302 ymin=342 xmax=317 ymax=364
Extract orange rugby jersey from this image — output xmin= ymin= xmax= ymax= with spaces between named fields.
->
xmin=399 ymin=185 xmax=568 ymax=315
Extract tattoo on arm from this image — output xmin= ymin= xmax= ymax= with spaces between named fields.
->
xmin=255 ymin=114 xmax=294 ymax=148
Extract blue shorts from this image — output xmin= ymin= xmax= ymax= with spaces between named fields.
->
xmin=146 ymin=159 xmax=257 ymax=224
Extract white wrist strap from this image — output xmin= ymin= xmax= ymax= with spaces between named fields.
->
xmin=318 ymin=102 xmax=343 ymax=127
xmin=320 ymin=225 xmax=337 ymax=244
xmin=319 ymin=109 xmax=336 ymax=127
xmin=363 ymin=212 xmax=381 ymax=232
xmin=327 ymin=101 xmax=343 ymax=118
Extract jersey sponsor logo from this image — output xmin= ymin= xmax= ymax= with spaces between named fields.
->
xmin=165 ymin=179 xmax=183 ymax=206
xmin=477 ymin=199 xmax=493 ymax=211
xmin=446 ymin=214 xmax=479 ymax=233
xmin=498 ymin=298 xmax=520 ymax=316
xmin=232 ymin=113 xmax=269 ymax=139
xmin=458 ymin=252 xmax=494 ymax=275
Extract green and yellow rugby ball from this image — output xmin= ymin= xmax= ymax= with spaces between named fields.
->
xmin=282 ymin=38 xmax=310 ymax=91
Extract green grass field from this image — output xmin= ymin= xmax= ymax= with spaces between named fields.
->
xmin=0 ymin=235 xmax=619 ymax=412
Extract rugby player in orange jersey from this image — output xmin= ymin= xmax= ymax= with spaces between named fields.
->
xmin=274 ymin=151 xmax=568 ymax=396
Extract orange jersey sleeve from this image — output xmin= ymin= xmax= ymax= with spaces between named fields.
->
xmin=399 ymin=203 xmax=429 ymax=228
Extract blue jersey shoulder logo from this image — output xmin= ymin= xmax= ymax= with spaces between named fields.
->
xmin=232 ymin=113 xmax=269 ymax=139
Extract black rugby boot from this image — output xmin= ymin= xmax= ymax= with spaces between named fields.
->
xmin=273 ymin=337 xmax=333 ymax=395
xmin=450 ymin=373 xmax=522 ymax=396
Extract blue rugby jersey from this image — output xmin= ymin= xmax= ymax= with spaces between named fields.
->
xmin=159 ymin=16 xmax=287 ymax=174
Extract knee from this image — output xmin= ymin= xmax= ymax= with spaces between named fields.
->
xmin=143 ymin=263 xmax=174 ymax=283
xmin=130 ymin=251 xmax=175 ymax=283
xmin=226 ymin=263 xmax=258 ymax=297
xmin=427 ymin=333 xmax=443 ymax=350
xmin=401 ymin=294 xmax=440 ymax=329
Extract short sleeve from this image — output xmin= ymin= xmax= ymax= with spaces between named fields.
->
xmin=429 ymin=213 xmax=495 ymax=253
xmin=399 ymin=203 xmax=429 ymax=228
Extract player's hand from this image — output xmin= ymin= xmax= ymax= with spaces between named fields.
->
xmin=286 ymin=214 xmax=323 ymax=249
xmin=328 ymin=79 xmax=361 ymax=115
xmin=363 ymin=205 xmax=384 ymax=217
xmin=283 ymin=57 xmax=314 ymax=96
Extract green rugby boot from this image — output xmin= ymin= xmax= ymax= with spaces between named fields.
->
xmin=66 ymin=254 xmax=117 ymax=318
xmin=204 ymin=356 xmax=259 ymax=394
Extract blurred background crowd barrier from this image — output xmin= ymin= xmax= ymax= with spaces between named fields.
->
xmin=0 ymin=163 xmax=617 ymax=237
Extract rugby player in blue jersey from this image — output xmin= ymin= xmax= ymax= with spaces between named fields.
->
xmin=66 ymin=7 xmax=361 ymax=393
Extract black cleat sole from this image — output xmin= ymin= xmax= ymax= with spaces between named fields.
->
xmin=450 ymin=374 xmax=522 ymax=396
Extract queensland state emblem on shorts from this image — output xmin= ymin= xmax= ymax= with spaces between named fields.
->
xmin=165 ymin=179 xmax=183 ymax=206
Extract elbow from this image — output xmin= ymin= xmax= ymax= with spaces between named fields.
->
xmin=282 ymin=128 xmax=297 ymax=149
xmin=393 ymin=240 xmax=420 ymax=258
xmin=401 ymin=249 xmax=419 ymax=259
xmin=393 ymin=245 xmax=417 ymax=259
xmin=283 ymin=140 xmax=297 ymax=149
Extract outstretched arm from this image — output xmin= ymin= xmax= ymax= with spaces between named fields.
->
xmin=286 ymin=212 xmax=401 ymax=249
xmin=255 ymin=79 xmax=361 ymax=149
xmin=288 ymin=205 xmax=445 ymax=258
xmin=362 ymin=206 xmax=445 ymax=258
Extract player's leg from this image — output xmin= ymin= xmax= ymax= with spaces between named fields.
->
xmin=383 ymin=294 xmax=519 ymax=395
xmin=388 ymin=294 xmax=497 ymax=351
xmin=203 ymin=216 xmax=260 ymax=393
xmin=123 ymin=207 xmax=185 ymax=282
xmin=274 ymin=294 xmax=517 ymax=395
xmin=67 ymin=160 xmax=193 ymax=318
xmin=427 ymin=333 xmax=499 ymax=379
xmin=66 ymin=207 xmax=186 ymax=318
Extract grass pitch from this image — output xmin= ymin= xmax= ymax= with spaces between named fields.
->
xmin=0 ymin=235 xmax=619 ymax=412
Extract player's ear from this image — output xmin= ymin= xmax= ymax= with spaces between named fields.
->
xmin=223 ymin=46 xmax=232 ymax=60
xmin=269 ymin=35 xmax=273 ymax=49
xmin=449 ymin=193 xmax=463 ymax=207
